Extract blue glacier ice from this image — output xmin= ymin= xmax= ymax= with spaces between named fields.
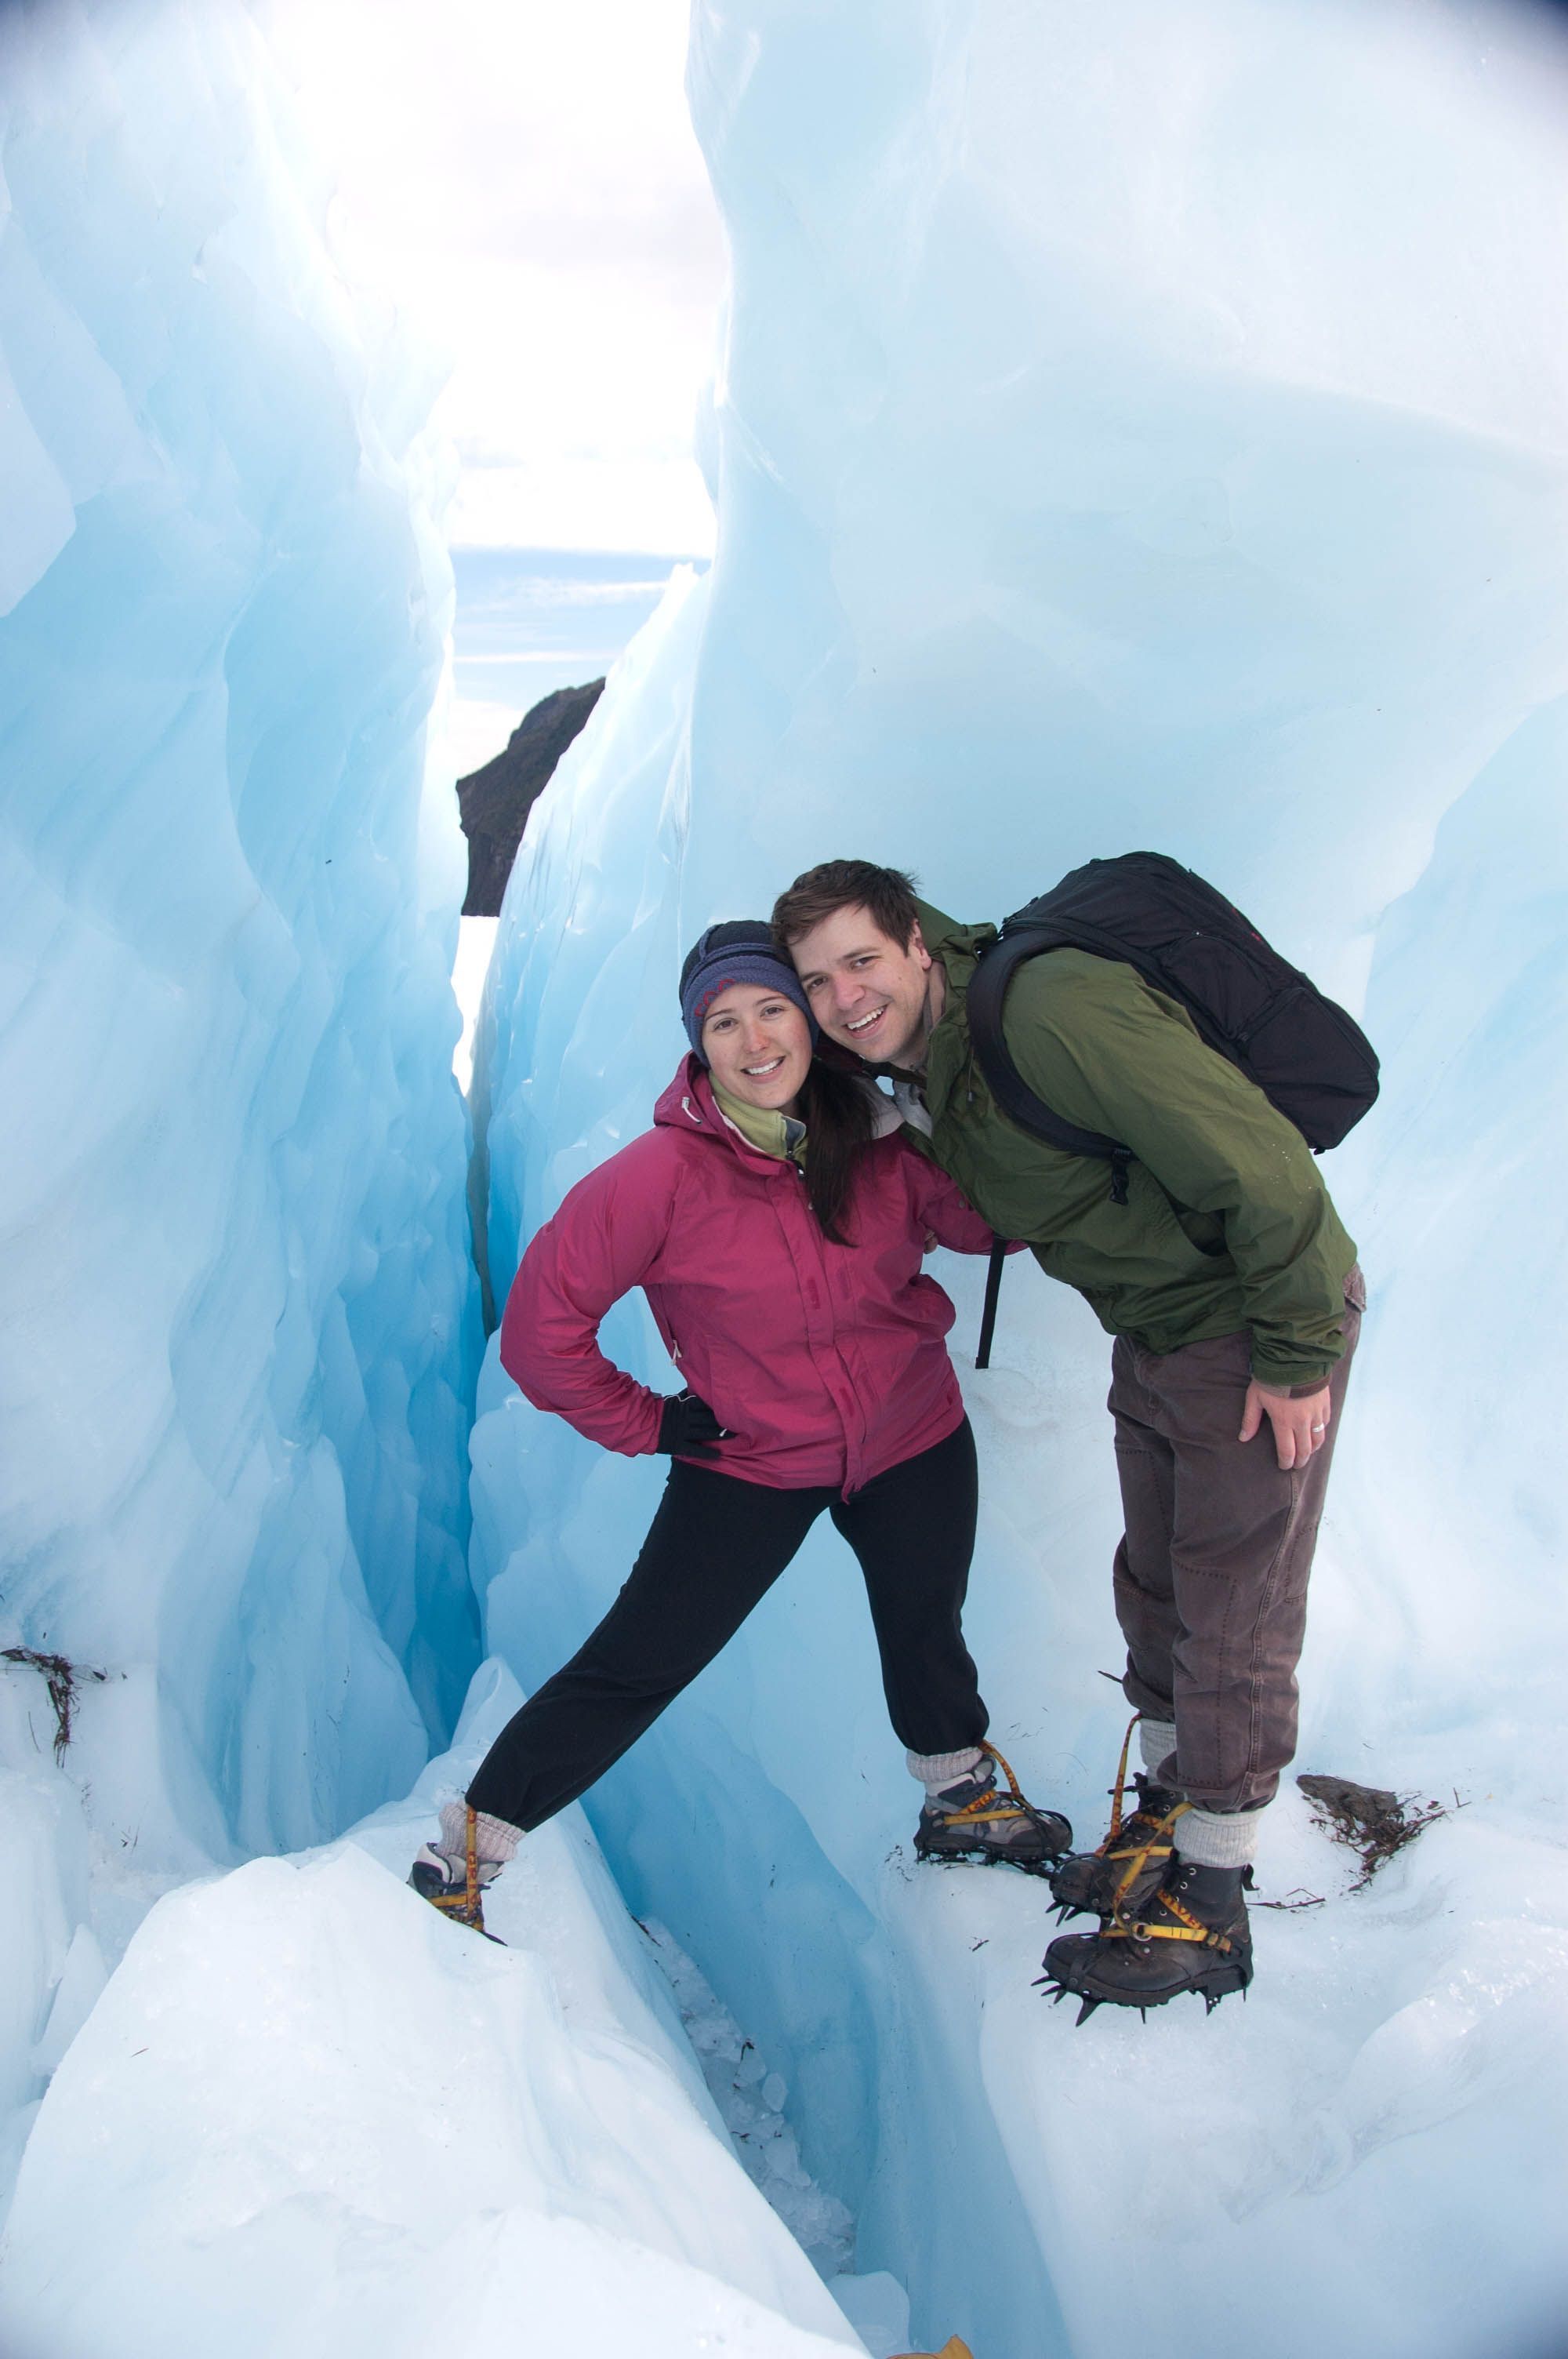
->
xmin=5 ymin=0 xmax=1568 ymax=2353
xmin=0 ymin=0 xmax=477 ymax=2194
xmin=0 ymin=6 xmax=895 ymax=2348
xmin=0 ymin=1663 xmax=866 ymax=2359
xmin=468 ymin=2 xmax=1568 ymax=2354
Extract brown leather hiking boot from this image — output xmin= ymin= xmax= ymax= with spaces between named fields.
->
xmin=1039 ymin=1857 xmax=1254 ymax=2022
xmin=1047 ymin=1771 xmax=1181 ymax=1921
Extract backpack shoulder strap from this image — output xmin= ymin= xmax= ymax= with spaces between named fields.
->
xmin=965 ymin=932 xmax=1133 ymax=1203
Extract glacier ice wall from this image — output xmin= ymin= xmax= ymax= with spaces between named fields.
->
xmin=0 ymin=1665 xmax=865 ymax=2359
xmin=0 ymin=0 xmax=478 ymax=2188
xmin=471 ymin=3 xmax=1568 ymax=2353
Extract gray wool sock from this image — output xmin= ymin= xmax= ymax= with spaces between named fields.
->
xmin=1138 ymin=1717 xmax=1178 ymax=1782
xmin=438 ymin=1799 xmax=523 ymax=1866
xmin=906 ymin=1744 xmax=986 ymax=1795
xmin=1174 ymin=1804 xmax=1263 ymax=1870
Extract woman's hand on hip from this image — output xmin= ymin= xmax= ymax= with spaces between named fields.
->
xmin=656 ymin=1391 xmax=728 ymax=1458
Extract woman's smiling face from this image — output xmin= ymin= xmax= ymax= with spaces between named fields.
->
xmin=700 ymin=982 xmax=813 ymax=1116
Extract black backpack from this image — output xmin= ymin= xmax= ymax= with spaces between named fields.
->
xmin=964 ymin=852 xmax=1379 ymax=1361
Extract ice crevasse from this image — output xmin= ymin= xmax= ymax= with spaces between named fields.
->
xmin=4 ymin=1 xmax=1568 ymax=2357
xmin=469 ymin=2 xmax=1568 ymax=2356
xmin=0 ymin=5 xmax=893 ymax=2354
xmin=0 ymin=0 xmax=490 ymax=2229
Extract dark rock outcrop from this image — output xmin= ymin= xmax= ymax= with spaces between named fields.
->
xmin=457 ymin=678 xmax=605 ymax=916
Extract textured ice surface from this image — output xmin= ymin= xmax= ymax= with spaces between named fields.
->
xmin=471 ymin=3 xmax=1568 ymax=2353
xmin=0 ymin=0 xmax=477 ymax=2198
xmin=0 ymin=1663 xmax=865 ymax=2359
xmin=641 ymin=1916 xmax=856 ymax=2277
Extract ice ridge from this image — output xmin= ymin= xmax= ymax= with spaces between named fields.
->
xmin=0 ymin=0 xmax=479 ymax=2194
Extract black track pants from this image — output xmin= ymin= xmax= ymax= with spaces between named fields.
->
xmin=466 ymin=1418 xmax=985 ymax=1834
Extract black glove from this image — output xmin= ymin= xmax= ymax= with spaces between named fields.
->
xmin=656 ymin=1390 xmax=727 ymax=1458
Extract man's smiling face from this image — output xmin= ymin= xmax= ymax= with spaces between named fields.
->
xmin=787 ymin=902 xmax=935 ymax=1068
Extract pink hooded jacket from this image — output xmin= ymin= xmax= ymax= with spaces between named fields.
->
xmin=499 ymin=1057 xmax=1000 ymax=1496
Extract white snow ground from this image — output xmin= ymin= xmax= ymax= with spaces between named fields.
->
xmin=0 ymin=1662 xmax=872 ymax=2359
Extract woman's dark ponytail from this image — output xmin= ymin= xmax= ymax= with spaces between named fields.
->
xmin=799 ymin=1063 xmax=879 ymax=1242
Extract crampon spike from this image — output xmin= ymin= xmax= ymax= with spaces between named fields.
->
xmin=1074 ymin=1994 xmax=1102 ymax=2026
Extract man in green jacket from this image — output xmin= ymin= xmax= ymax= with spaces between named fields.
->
xmin=773 ymin=860 xmax=1363 ymax=2017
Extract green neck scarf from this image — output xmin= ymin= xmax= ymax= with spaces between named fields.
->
xmin=710 ymin=1080 xmax=808 ymax=1169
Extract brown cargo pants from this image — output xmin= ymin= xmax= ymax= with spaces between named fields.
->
xmin=1109 ymin=1272 xmax=1364 ymax=1814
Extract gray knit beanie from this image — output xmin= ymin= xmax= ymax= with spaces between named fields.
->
xmin=679 ymin=921 xmax=818 ymax=1062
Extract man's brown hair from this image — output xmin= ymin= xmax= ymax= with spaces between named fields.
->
xmin=771 ymin=860 xmax=921 ymax=953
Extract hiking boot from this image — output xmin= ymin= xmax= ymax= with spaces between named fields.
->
xmin=914 ymin=1743 xmax=1071 ymax=1871
xmin=408 ymin=1804 xmax=506 ymax=1939
xmin=1047 ymin=1773 xmax=1181 ymax=1922
xmin=1038 ymin=1857 xmax=1253 ymax=2022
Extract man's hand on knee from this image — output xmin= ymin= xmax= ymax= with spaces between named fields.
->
xmin=1240 ymin=1379 xmax=1332 ymax=1470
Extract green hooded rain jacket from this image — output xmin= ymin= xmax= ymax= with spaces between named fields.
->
xmin=898 ymin=901 xmax=1359 ymax=1391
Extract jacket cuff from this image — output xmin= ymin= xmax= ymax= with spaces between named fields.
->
xmin=1250 ymin=1368 xmax=1337 ymax=1399
xmin=631 ymin=1389 xmax=667 ymax=1455
xmin=1250 ymin=1271 xmax=1364 ymax=1395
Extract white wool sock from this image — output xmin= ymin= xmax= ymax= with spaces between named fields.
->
xmin=1138 ymin=1717 xmax=1178 ymax=1781
xmin=906 ymin=1744 xmax=986 ymax=1794
xmin=438 ymin=1799 xmax=523 ymax=1866
xmin=1174 ymin=1804 xmax=1263 ymax=1870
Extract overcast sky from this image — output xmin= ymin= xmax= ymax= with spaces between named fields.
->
xmin=267 ymin=0 xmax=724 ymax=557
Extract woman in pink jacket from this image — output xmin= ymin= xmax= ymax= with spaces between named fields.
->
xmin=411 ymin=924 xmax=1069 ymax=1932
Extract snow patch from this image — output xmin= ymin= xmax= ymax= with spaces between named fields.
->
xmin=0 ymin=1663 xmax=867 ymax=2359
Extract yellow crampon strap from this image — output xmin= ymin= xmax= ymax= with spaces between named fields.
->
xmin=1103 ymin=1712 xmax=1139 ymax=1844
xmin=891 ymin=2340 xmax=975 ymax=2358
xmin=1105 ymin=1916 xmax=1235 ymax=1952
xmin=1104 ymin=1848 xmax=1234 ymax=1952
xmin=1108 ymin=1796 xmax=1189 ymax=1917
xmin=1097 ymin=1712 xmax=1180 ymax=1858
xmin=427 ymin=1805 xmax=486 ymax=1928
xmin=941 ymin=1741 xmax=1034 ymax=1829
